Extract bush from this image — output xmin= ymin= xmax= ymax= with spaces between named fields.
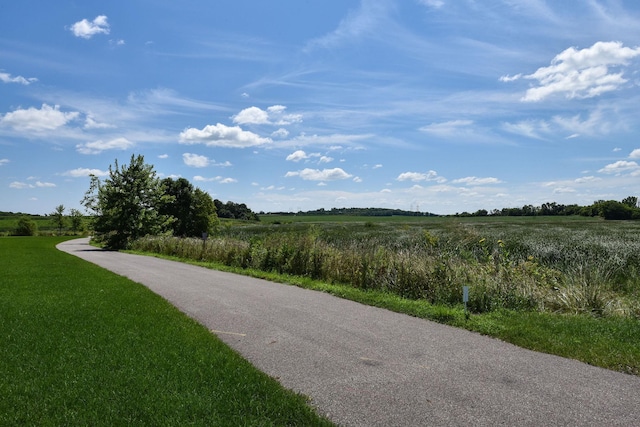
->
xmin=14 ymin=217 xmax=38 ymax=236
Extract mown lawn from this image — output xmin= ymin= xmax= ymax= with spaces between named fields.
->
xmin=0 ymin=236 xmax=333 ymax=426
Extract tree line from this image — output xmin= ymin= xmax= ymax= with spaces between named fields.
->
xmin=455 ymin=197 xmax=640 ymax=220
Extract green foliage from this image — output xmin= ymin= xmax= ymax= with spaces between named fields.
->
xmin=69 ymin=208 xmax=85 ymax=232
xmin=595 ymin=200 xmax=639 ymax=220
xmin=50 ymin=204 xmax=67 ymax=234
xmin=160 ymin=178 xmax=218 ymax=237
xmin=214 ymin=199 xmax=259 ymax=221
xmin=0 ymin=237 xmax=333 ymax=425
xmin=82 ymin=154 xmax=174 ymax=249
xmin=14 ymin=217 xmax=38 ymax=236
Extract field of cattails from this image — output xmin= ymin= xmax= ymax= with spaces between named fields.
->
xmin=132 ymin=217 xmax=640 ymax=318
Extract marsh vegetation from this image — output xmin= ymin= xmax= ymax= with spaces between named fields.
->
xmin=133 ymin=216 xmax=640 ymax=319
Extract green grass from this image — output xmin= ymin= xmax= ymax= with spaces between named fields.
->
xmin=130 ymin=227 xmax=640 ymax=376
xmin=0 ymin=237 xmax=333 ymax=426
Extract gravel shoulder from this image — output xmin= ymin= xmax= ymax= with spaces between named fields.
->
xmin=58 ymin=238 xmax=640 ymax=427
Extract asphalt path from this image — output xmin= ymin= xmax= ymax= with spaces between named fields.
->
xmin=58 ymin=238 xmax=640 ymax=426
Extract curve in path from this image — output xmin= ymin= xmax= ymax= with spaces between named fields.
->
xmin=58 ymin=238 xmax=640 ymax=427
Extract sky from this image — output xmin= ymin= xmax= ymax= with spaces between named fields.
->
xmin=2 ymin=0 xmax=640 ymax=215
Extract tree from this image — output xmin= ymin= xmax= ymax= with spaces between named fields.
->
xmin=82 ymin=154 xmax=173 ymax=249
xmin=51 ymin=204 xmax=67 ymax=234
xmin=622 ymin=196 xmax=638 ymax=208
xmin=192 ymin=188 xmax=218 ymax=235
xmin=15 ymin=217 xmax=38 ymax=236
xmin=69 ymin=208 xmax=85 ymax=232
xmin=159 ymin=177 xmax=217 ymax=237
xmin=597 ymin=200 xmax=634 ymax=220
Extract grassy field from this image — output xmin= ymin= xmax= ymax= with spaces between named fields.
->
xmin=132 ymin=215 xmax=640 ymax=375
xmin=0 ymin=236 xmax=333 ymax=426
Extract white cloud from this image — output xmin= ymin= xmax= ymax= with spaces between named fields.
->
xmin=76 ymin=137 xmax=133 ymax=155
xmin=232 ymin=105 xmax=302 ymax=126
xmin=451 ymin=176 xmax=503 ymax=186
xmin=286 ymin=150 xmax=309 ymax=162
xmin=62 ymin=168 xmax=109 ymax=178
xmin=233 ymin=106 xmax=269 ymax=124
xmin=10 ymin=181 xmax=32 ymax=189
xmin=598 ymin=160 xmax=639 ymax=174
xmin=0 ymin=159 xmax=8 ymax=166
xmin=397 ymin=170 xmax=446 ymax=183
xmin=9 ymin=180 xmax=55 ymax=189
xmin=418 ymin=0 xmax=444 ymax=8
xmin=502 ymin=119 xmax=550 ymax=139
xmin=0 ymin=104 xmax=79 ymax=132
xmin=285 ymin=168 xmax=353 ymax=181
xmin=179 ymin=123 xmax=271 ymax=148
xmin=183 ymin=153 xmax=210 ymax=168
xmin=158 ymin=154 xmax=169 ymax=159
xmin=70 ymin=15 xmax=110 ymax=39
xmin=629 ymin=149 xmax=640 ymax=159
xmin=84 ymin=115 xmax=114 ymax=129
xmin=504 ymin=108 xmax=616 ymax=139
xmin=0 ymin=71 xmax=37 ymax=85
xmin=419 ymin=120 xmax=474 ymax=137
xmin=272 ymin=128 xmax=289 ymax=138
xmin=373 ymin=164 xmax=383 ymax=169
xmin=504 ymin=41 xmax=640 ymax=101
xmin=575 ymin=176 xmax=601 ymax=184
xmin=219 ymin=177 xmax=238 ymax=184
xmin=319 ymin=156 xmax=334 ymax=164
xmin=193 ymin=175 xmax=237 ymax=184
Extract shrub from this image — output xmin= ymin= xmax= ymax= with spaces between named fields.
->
xmin=14 ymin=217 xmax=38 ymax=236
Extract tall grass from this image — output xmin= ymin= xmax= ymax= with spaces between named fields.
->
xmin=132 ymin=218 xmax=640 ymax=318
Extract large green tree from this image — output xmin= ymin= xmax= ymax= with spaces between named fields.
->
xmin=82 ymin=154 xmax=173 ymax=249
xmin=159 ymin=177 xmax=218 ymax=237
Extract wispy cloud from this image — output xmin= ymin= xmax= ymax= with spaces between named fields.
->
xmin=61 ymin=168 xmax=109 ymax=178
xmin=396 ymin=170 xmax=447 ymax=183
xmin=193 ymin=175 xmax=237 ymax=184
xmin=0 ymin=71 xmax=37 ymax=85
xmin=451 ymin=176 xmax=503 ymax=186
xmin=76 ymin=137 xmax=134 ymax=155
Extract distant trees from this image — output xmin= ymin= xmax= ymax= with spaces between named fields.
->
xmin=455 ymin=197 xmax=640 ymax=220
xmin=214 ymin=200 xmax=259 ymax=221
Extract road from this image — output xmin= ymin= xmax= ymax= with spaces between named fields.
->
xmin=58 ymin=238 xmax=640 ymax=426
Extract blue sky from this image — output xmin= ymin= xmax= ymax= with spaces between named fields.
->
xmin=2 ymin=0 xmax=640 ymax=215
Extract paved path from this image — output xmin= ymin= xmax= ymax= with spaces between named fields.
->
xmin=58 ymin=238 xmax=640 ymax=426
